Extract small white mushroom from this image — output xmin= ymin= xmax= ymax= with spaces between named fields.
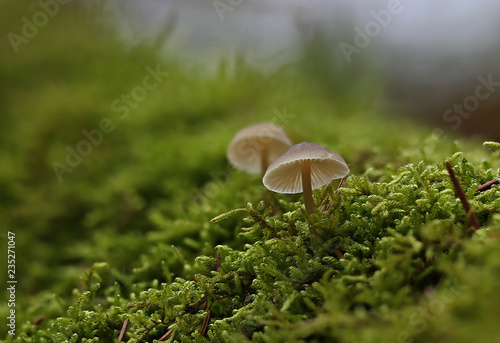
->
xmin=227 ymin=123 xmax=293 ymax=175
xmin=262 ymin=142 xmax=350 ymax=215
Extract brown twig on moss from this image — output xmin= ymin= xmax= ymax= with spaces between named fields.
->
xmin=33 ymin=316 xmax=45 ymax=326
xmin=200 ymin=309 xmax=211 ymax=336
xmin=117 ymin=318 xmax=129 ymax=343
xmin=158 ymin=326 xmax=175 ymax=341
xmin=335 ymin=167 xmax=350 ymax=194
xmin=333 ymin=249 xmax=344 ymax=259
xmin=137 ymin=321 xmax=161 ymax=343
xmin=476 ymin=177 xmax=500 ymax=193
xmin=445 ymin=161 xmax=480 ymax=232
xmin=323 ymin=164 xmax=350 ymax=212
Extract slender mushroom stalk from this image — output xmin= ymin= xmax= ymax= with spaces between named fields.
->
xmin=300 ymin=158 xmax=320 ymax=241
xmin=301 ymin=159 xmax=314 ymax=214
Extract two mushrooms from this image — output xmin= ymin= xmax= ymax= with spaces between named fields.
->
xmin=227 ymin=123 xmax=350 ymax=217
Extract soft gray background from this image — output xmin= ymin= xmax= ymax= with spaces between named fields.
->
xmin=96 ymin=0 xmax=500 ymax=139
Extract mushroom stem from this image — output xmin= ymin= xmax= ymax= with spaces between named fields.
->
xmin=301 ymin=160 xmax=314 ymax=215
xmin=261 ymin=145 xmax=269 ymax=175
xmin=301 ymin=159 xmax=320 ymax=247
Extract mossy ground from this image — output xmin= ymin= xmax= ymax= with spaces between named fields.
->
xmin=1 ymin=3 xmax=500 ymax=342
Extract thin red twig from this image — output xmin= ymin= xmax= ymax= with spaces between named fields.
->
xmin=117 ymin=318 xmax=129 ymax=343
xmin=216 ymin=253 xmax=221 ymax=271
xmin=159 ymin=327 xmax=175 ymax=341
xmin=33 ymin=316 xmax=45 ymax=326
xmin=300 ymin=279 xmax=314 ymax=286
xmin=476 ymin=177 xmax=500 ymax=193
xmin=333 ymin=249 xmax=344 ymax=259
xmin=445 ymin=161 xmax=480 ymax=232
xmin=323 ymin=165 xmax=351 ymax=212
xmin=200 ymin=310 xmax=211 ymax=336
xmin=335 ymin=174 xmax=349 ymax=194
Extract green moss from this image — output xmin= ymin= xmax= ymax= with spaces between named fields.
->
xmin=1 ymin=2 xmax=500 ymax=342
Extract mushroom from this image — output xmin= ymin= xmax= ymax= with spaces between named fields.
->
xmin=262 ymin=142 xmax=350 ymax=215
xmin=227 ymin=123 xmax=293 ymax=175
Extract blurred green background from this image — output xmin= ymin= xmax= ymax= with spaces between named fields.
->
xmin=0 ymin=0 xmax=498 ymax=339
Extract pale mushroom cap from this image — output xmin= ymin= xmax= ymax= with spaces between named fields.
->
xmin=263 ymin=142 xmax=350 ymax=194
xmin=227 ymin=123 xmax=293 ymax=173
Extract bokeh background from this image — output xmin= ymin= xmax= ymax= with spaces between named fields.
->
xmin=104 ymin=0 xmax=500 ymax=139
xmin=0 ymin=0 xmax=499 ymax=338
